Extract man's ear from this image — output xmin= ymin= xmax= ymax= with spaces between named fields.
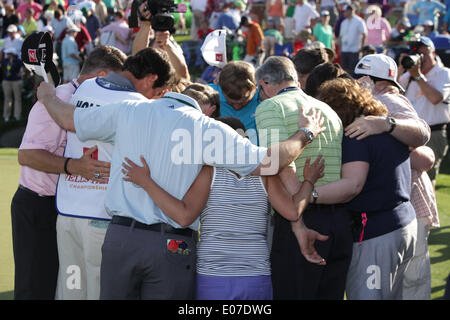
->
xmin=205 ymin=105 xmax=217 ymax=117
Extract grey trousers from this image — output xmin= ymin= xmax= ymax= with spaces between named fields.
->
xmin=345 ymin=218 xmax=417 ymax=300
xmin=2 ymin=79 xmax=22 ymax=120
xmin=100 ymin=221 xmax=197 ymax=300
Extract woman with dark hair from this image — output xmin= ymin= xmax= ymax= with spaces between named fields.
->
xmin=308 ymin=78 xmax=417 ymax=300
xmin=304 ymin=62 xmax=350 ymax=97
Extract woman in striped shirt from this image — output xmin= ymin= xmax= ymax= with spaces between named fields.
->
xmin=121 ymin=117 xmax=326 ymax=300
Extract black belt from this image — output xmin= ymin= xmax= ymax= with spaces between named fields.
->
xmin=111 ymin=216 xmax=194 ymax=237
xmin=430 ymin=123 xmax=447 ymax=131
xmin=18 ymin=185 xmax=53 ymax=198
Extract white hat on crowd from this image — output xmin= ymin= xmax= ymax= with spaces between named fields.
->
xmin=354 ymin=54 xmax=405 ymax=93
xmin=6 ymin=24 xmax=17 ymax=33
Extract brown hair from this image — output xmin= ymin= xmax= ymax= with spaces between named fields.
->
xmin=182 ymin=83 xmax=220 ymax=118
xmin=218 ymin=61 xmax=256 ymax=100
xmin=316 ymin=78 xmax=388 ymax=127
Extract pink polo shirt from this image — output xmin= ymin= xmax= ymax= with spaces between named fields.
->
xmin=19 ymin=81 xmax=78 ymax=196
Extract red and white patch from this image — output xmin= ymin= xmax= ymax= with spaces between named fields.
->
xmin=215 ymin=53 xmax=223 ymax=62
xmin=388 ymin=69 xmax=396 ymax=78
xmin=28 ymin=49 xmax=38 ymax=63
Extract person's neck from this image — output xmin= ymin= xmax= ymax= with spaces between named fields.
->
xmin=273 ymin=81 xmax=298 ymax=95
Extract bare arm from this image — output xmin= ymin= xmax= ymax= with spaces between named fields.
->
xmin=132 ymin=21 xmax=152 ymax=55
xmin=267 ymin=156 xmax=324 ymax=221
xmin=344 ymin=115 xmax=430 ymax=148
xmin=122 ymin=156 xmax=212 ymax=227
xmin=315 ymin=161 xmax=369 ymax=204
xmin=410 ymin=146 xmax=435 ymax=173
xmin=36 ymin=81 xmax=76 ymax=131
xmin=18 ymin=146 xmax=110 ymax=182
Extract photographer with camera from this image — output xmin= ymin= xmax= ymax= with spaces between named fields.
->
xmin=131 ymin=0 xmax=190 ymax=81
xmin=398 ymin=35 xmax=450 ymax=186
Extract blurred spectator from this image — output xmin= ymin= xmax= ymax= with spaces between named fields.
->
xmin=61 ymin=24 xmax=82 ymax=83
xmin=388 ymin=16 xmax=412 ymax=45
xmin=93 ymin=0 xmax=108 ymax=26
xmin=84 ymin=8 xmax=101 ymax=43
xmin=293 ymin=0 xmax=319 ymax=37
xmin=51 ymin=9 xmax=73 ymax=41
xmin=422 ymin=19 xmax=439 ymax=39
xmin=240 ymin=15 xmax=265 ymax=67
xmin=2 ymin=25 xmax=24 ymax=62
xmin=37 ymin=10 xmax=54 ymax=32
xmin=16 ymin=0 xmax=43 ymax=23
xmin=215 ymin=2 xmax=239 ymax=30
xmin=230 ymin=1 xmax=245 ymax=27
xmin=103 ymin=0 xmax=118 ymax=15
xmin=2 ymin=47 xmax=23 ymax=122
xmin=43 ymin=0 xmax=65 ymax=13
xmin=265 ymin=0 xmax=285 ymax=34
xmin=338 ymin=4 xmax=367 ymax=75
xmin=197 ymin=20 xmax=213 ymax=41
xmin=2 ymin=4 xmax=19 ymax=38
xmin=264 ymin=16 xmax=284 ymax=56
xmin=334 ymin=0 xmax=350 ymax=38
xmin=320 ymin=0 xmax=339 ymax=24
xmin=284 ymin=0 xmax=297 ymax=39
xmin=100 ymin=10 xmax=131 ymax=54
xmin=365 ymin=5 xmax=391 ymax=47
xmin=412 ymin=0 xmax=446 ymax=27
xmin=361 ymin=44 xmax=376 ymax=57
xmin=22 ymin=8 xmax=38 ymax=36
xmin=190 ymin=0 xmax=208 ymax=41
xmin=313 ymin=10 xmax=334 ymax=49
xmin=207 ymin=0 xmax=227 ymax=30
xmin=249 ymin=0 xmax=266 ymax=25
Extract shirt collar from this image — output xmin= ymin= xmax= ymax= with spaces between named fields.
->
xmin=97 ymin=72 xmax=137 ymax=92
xmin=162 ymin=92 xmax=202 ymax=111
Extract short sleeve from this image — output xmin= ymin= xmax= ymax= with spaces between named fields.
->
xmin=342 ymin=135 xmax=370 ymax=164
xmin=74 ymin=101 xmax=122 ymax=143
xmin=255 ymin=100 xmax=290 ymax=148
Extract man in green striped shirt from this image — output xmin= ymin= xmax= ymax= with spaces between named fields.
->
xmin=255 ymin=56 xmax=353 ymax=300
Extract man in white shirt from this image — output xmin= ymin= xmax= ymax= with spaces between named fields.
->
xmin=190 ymin=0 xmax=208 ymax=40
xmin=2 ymin=24 xmax=24 ymax=59
xmin=338 ymin=4 xmax=367 ymax=75
xmin=399 ymin=35 xmax=450 ymax=185
xmin=293 ymin=0 xmax=319 ymax=36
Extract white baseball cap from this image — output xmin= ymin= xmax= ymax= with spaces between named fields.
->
xmin=354 ymin=54 xmax=405 ymax=93
xmin=201 ymin=29 xmax=228 ymax=68
xmin=7 ymin=24 xmax=17 ymax=33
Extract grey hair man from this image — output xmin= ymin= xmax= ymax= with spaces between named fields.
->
xmin=255 ymin=56 xmax=353 ymax=300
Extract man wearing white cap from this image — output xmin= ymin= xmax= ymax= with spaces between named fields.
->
xmin=399 ymin=35 xmax=450 ymax=185
xmin=62 ymin=24 xmax=82 ymax=83
xmin=2 ymin=25 xmax=24 ymax=59
xmin=352 ymin=53 xmax=438 ymax=300
xmin=338 ymin=4 xmax=367 ymax=75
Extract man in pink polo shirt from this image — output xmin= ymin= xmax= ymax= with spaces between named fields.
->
xmin=16 ymin=0 xmax=42 ymax=23
xmin=11 ymin=46 xmax=126 ymax=300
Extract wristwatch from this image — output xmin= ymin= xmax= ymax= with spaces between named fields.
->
xmin=386 ymin=116 xmax=396 ymax=134
xmin=299 ymin=127 xmax=315 ymax=143
xmin=414 ymin=74 xmax=426 ymax=82
xmin=312 ymin=188 xmax=319 ymax=204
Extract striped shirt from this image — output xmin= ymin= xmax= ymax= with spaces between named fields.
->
xmin=255 ymin=88 xmax=343 ymax=185
xmin=197 ymin=167 xmax=271 ymax=277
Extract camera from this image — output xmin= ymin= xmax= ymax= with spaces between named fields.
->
xmin=401 ymin=53 xmax=422 ymax=69
xmin=401 ymin=38 xmax=425 ymax=70
xmin=128 ymin=0 xmax=177 ymax=32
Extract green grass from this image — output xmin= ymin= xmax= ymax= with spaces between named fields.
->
xmin=0 ymin=148 xmax=449 ymax=300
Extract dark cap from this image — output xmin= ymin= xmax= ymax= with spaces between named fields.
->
xmin=344 ymin=4 xmax=355 ymax=11
xmin=21 ymin=31 xmax=60 ymax=86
